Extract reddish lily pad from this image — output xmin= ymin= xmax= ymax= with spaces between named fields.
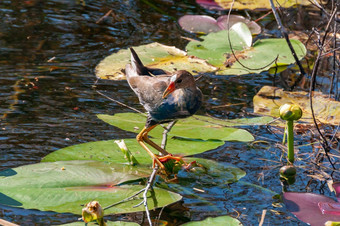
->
xmin=283 ymin=192 xmax=340 ymax=225
xmin=179 ymin=15 xmax=261 ymax=35
xmin=196 ymin=0 xmax=224 ymax=10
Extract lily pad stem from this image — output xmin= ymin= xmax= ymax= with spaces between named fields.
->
xmin=287 ymin=120 xmax=294 ymax=164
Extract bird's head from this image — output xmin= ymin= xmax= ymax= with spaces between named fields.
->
xmin=162 ymin=70 xmax=195 ymax=99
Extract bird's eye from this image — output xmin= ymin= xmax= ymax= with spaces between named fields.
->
xmin=176 ymin=79 xmax=182 ymax=83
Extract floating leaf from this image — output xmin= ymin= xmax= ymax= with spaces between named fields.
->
xmin=196 ymin=0 xmax=224 ymax=10
xmin=175 ymin=157 xmax=246 ymax=186
xmin=186 ymin=30 xmax=306 ymax=75
xmin=95 ymin=42 xmax=216 ymax=80
xmin=215 ymin=0 xmax=313 ymax=10
xmin=0 ymin=160 xmax=182 ymax=215
xmin=97 ymin=113 xmax=254 ymax=142
xmin=182 ymin=215 xmax=242 ymax=225
xmin=253 ymin=86 xmax=340 ymax=125
xmin=230 ymin=22 xmax=252 ymax=48
xmin=283 ymin=192 xmax=340 ymax=225
xmin=179 ymin=15 xmax=261 ymax=35
xmin=42 ymin=139 xmax=224 ymax=165
xmin=192 ymin=115 xmax=274 ymax=126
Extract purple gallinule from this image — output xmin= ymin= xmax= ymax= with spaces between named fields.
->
xmin=125 ymin=48 xmax=202 ymax=172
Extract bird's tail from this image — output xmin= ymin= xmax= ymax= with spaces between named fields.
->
xmin=129 ymin=47 xmax=150 ymax=76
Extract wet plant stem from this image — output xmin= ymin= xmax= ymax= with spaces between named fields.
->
xmin=287 ymin=120 xmax=294 ymax=164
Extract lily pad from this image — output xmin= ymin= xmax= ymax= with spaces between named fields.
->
xmin=97 ymin=113 xmax=254 ymax=142
xmin=230 ymin=22 xmax=252 ymax=48
xmin=186 ymin=30 xmax=306 ymax=75
xmin=283 ymin=192 xmax=340 ymax=225
xmin=215 ymin=0 xmax=313 ymax=10
xmin=196 ymin=0 xmax=224 ymax=10
xmin=95 ymin=42 xmax=217 ymax=80
xmin=179 ymin=15 xmax=261 ymax=35
xmin=0 ymin=160 xmax=182 ymax=215
xmin=182 ymin=215 xmax=242 ymax=225
xmin=192 ymin=115 xmax=274 ymax=126
xmin=253 ymin=86 xmax=340 ymax=125
xmin=42 ymin=139 xmax=224 ymax=165
xmin=175 ymin=157 xmax=246 ymax=187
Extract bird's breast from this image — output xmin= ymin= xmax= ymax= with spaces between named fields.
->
xmin=149 ymin=88 xmax=202 ymax=122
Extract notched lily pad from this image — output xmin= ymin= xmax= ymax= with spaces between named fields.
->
xmin=0 ymin=160 xmax=182 ymax=215
xmin=253 ymin=86 xmax=340 ymax=125
xmin=186 ymin=30 xmax=306 ymax=75
xmin=95 ymin=42 xmax=217 ymax=80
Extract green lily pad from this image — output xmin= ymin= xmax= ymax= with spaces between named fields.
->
xmin=253 ymin=85 xmax=340 ymax=126
xmin=215 ymin=0 xmax=313 ymax=10
xmin=42 ymin=139 xmax=224 ymax=165
xmin=182 ymin=215 xmax=242 ymax=225
xmin=97 ymin=113 xmax=254 ymax=142
xmin=192 ymin=115 xmax=274 ymax=126
xmin=95 ymin=42 xmax=217 ymax=80
xmin=173 ymin=157 xmax=246 ymax=187
xmin=0 ymin=160 xmax=182 ymax=215
xmin=62 ymin=221 xmax=139 ymax=226
xmin=186 ymin=30 xmax=306 ymax=75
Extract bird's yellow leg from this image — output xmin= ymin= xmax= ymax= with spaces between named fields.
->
xmin=136 ymin=126 xmax=165 ymax=170
xmin=142 ymin=125 xmax=169 ymax=156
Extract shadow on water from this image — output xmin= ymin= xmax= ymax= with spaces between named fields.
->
xmin=0 ymin=0 xmax=337 ymax=225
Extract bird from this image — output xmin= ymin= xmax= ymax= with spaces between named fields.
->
xmin=125 ymin=47 xmax=203 ymax=173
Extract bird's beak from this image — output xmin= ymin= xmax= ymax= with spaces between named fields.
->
xmin=162 ymin=82 xmax=175 ymax=98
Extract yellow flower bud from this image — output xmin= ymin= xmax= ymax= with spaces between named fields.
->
xmin=279 ymin=104 xmax=302 ymax=121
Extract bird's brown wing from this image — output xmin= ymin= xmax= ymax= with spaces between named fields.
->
xmin=127 ymin=74 xmax=171 ymax=112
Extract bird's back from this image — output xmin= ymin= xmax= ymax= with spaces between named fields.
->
xmin=125 ymin=48 xmax=202 ymax=125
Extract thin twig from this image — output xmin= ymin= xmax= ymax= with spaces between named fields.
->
xmin=161 ymin=121 xmax=177 ymax=149
xmin=226 ymin=1 xmax=278 ymax=71
xmin=133 ymin=167 xmax=158 ymax=226
xmin=103 ymin=188 xmax=144 ymax=210
xmin=96 ymin=90 xmax=146 ymax=115
xmin=259 ymin=209 xmax=267 ymax=226
xmin=329 ymin=19 xmax=337 ymax=96
xmin=254 ymin=10 xmax=272 ymax=23
xmin=96 ymin=9 xmax=113 ymax=24
xmin=310 ymin=8 xmax=337 ymax=168
xmin=269 ymin=0 xmax=307 ymax=81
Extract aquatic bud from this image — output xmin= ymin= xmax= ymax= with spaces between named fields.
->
xmin=279 ymin=104 xmax=302 ymax=121
xmin=280 ymin=165 xmax=296 ymax=185
xmin=82 ymin=201 xmax=104 ymax=223
xmin=280 ymin=165 xmax=297 ymax=177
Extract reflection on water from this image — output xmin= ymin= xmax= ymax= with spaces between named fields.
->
xmin=0 ymin=0 xmax=336 ymax=225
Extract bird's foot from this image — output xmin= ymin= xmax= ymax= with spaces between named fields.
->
xmin=153 ymin=154 xmax=185 ymax=176
xmin=158 ymin=154 xmax=184 ymax=163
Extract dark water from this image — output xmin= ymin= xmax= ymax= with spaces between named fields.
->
xmin=0 ymin=0 xmax=338 ymax=225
